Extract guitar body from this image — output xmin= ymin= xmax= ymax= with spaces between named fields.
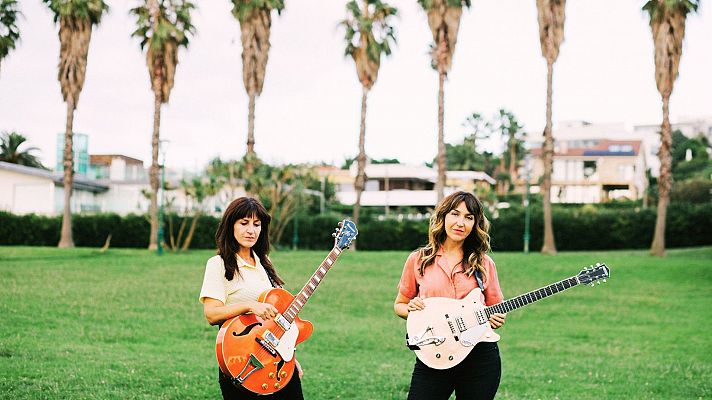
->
xmin=405 ymin=263 xmax=610 ymax=370
xmin=216 ymin=288 xmax=313 ymax=395
xmin=406 ymin=289 xmax=499 ymax=370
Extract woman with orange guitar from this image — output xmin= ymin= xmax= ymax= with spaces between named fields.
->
xmin=394 ymin=191 xmax=507 ymax=400
xmin=199 ymin=197 xmax=304 ymax=400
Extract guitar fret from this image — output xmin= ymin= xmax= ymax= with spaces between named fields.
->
xmin=486 ymin=275 xmax=582 ymax=317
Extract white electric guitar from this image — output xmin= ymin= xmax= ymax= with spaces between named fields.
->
xmin=406 ymin=263 xmax=610 ymax=369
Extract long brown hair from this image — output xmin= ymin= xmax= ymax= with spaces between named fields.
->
xmin=215 ymin=197 xmax=284 ymax=286
xmin=419 ymin=191 xmax=491 ymax=285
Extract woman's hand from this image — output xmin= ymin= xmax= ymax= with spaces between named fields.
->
xmin=295 ymin=359 xmax=304 ymax=379
xmin=489 ymin=313 xmax=506 ymax=329
xmin=407 ymin=296 xmax=426 ymax=313
xmin=249 ymin=301 xmax=279 ymax=320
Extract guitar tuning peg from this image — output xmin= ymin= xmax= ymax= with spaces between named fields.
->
xmin=332 ymin=233 xmax=337 ymax=238
xmin=590 ymin=282 xmax=595 ymax=287
xmin=338 ymin=222 xmax=343 ymax=227
xmin=597 ymin=281 xmax=601 ymax=285
xmin=602 ymin=279 xmax=607 ymax=283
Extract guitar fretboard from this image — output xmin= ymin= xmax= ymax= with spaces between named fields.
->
xmin=485 ymin=276 xmax=579 ymax=317
xmin=281 ymin=247 xmax=342 ymax=323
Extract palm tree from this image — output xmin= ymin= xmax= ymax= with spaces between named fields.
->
xmin=0 ymin=0 xmax=21 ymax=76
xmin=535 ymin=0 xmax=565 ymax=256
xmin=644 ymin=0 xmax=699 ymax=257
xmin=417 ymin=0 xmax=470 ymax=203
xmin=44 ymin=0 xmax=108 ymax=248
xmin=340 ymin=0 xmax=397 ymax=243
xmin=230 ymin=0 xmax=284 ymax=170
xmin=131 ymin=0 xmax=195 ymax=250
xmin=0 ymin=131 xmax=46 ymax=169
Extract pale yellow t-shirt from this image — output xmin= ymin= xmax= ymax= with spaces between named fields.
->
xmin=199 ymin=253 xmax=273 ymax=306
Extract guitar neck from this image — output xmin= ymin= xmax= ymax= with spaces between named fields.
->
xmin=281 ymin=247 xmax=343 ymax=323
xmin=485 ymin=275 xmax=580 ymax=317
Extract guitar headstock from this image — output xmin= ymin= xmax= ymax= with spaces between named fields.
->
xmin=577 ymin=263 xmax=610 ymax=286
xmin=332 ymin=220 xmax=358 ymax=250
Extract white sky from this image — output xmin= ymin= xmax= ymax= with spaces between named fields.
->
xmin=0 ymin=0 xmax=710 ymax=171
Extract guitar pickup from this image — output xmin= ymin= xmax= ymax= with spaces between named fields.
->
xmin=475 ymin=310 xmax=487 ymax=325
xmin=255 ymin=337 xmax=277 ymax=356
xmin=275 ymin=314 xmax=291 ymax=331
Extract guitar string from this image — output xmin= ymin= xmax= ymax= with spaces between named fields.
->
xmin=244 ymin=248 xmax=341 ymax=381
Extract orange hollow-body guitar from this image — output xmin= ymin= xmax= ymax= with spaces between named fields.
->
xmin=215 ymin=220 xmax=358 ymax=395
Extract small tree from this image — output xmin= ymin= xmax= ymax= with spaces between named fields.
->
xmin=0 ymin=131 xmax=46 ymax=169
xmin=0 ymin=0 xmax=21 ymax=76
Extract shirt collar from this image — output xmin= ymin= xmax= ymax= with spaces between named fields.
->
xmin=236 ymin=252 xmax=261 ymax=269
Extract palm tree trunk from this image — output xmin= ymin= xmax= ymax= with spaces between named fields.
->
xmin=58 ymin=99 xmax=76 ymax=248
xmin=541 ymin=61 xmax=557 ymax=255
xmin=650 ymin=95 xmax=672 ymax=257
xmin=245 ymin=91 xmax=257 ymax=177
xmin=509 ymin=138 xmax=518 ymax=182
xmin=148 ymin=88 xmax=161 ymax=250
xmin=353 ymin=86 xmax=369 ymax=251
xmin=436 ymin=69 xmax=446 ymax=203
xmin=435 ymin=29 xmax=447 ymax=204
xmin=147 ymin=0 xmax=161 ymax=251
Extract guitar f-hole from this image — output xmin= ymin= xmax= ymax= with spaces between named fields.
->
xmin=273 ymin=359 xmax=285 ymax=381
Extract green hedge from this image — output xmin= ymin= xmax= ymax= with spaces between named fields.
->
xmin=1 ymin=203 xmax=711 ymax=251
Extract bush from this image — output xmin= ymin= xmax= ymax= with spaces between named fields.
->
xmin=0 ymin=204 xmax=710 ymax=251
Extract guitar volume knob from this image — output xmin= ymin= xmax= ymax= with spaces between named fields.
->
xmin=262 ymin=384 xmax=268 ymax=390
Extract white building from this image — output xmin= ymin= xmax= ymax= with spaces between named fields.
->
xmin=319 ymin=163 xmax=495 ymax=208
xmin=0 ymin=161 xmax=108 ymax=215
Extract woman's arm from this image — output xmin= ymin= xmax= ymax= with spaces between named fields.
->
xmin=394 ymin=292 xmax=425 ymax=320
xmin=202 ymin=298 xmax=279 ymax=325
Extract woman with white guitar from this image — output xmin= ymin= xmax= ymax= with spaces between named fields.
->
xmin=394 ymin=191 xmax=507 ymax=400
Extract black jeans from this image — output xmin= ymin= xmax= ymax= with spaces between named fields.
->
xmin=407 ymin=341 xmax=501 ymax=400
xmin=218 ymin=367 xmax=304 ymax=400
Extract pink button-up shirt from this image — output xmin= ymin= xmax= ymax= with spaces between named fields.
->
xmin=398 ymin=249 xmax=504 ymax=306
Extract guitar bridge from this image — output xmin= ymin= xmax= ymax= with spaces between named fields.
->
xmin=406 ymin=326 xmax=446 ymax=348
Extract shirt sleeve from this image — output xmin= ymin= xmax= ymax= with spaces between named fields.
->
xmin=199 ymin=257 xmax=227 ymax=304
xmin=397 ymin=251 xmax=420 ymax=299
xmin=483 ymin=256 xmax=504 ymax=306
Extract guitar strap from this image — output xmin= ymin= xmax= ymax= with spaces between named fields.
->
xmin=475 ymin=268 xmax=484 ymax=292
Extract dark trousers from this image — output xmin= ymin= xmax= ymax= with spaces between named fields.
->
xmin=407 ymin=341 xmax=501 ymax=400
xmin=218 ymin=368 xmax=304 ymax=400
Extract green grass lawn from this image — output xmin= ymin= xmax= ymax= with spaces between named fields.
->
xmin=1 ymin=246 xmax=711 ymax=399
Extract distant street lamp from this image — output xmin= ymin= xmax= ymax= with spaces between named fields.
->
xmin=157 ymin=140 xmax=168 ymax=255
xmin=523 ymin=154 xmax=531 ymax=254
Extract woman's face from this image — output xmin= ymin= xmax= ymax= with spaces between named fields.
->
xmin=234 ymin=214 xmax=262 ymax=249
xmin=444 ymin=201 xmax=475 ymax=244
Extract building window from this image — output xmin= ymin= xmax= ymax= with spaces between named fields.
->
xmin=583 ymin=160 xmax=597 ymax=178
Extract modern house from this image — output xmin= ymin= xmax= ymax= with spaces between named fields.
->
xmin=527 ymin=139 xmax=647 ymax=203
xmin=319 ymin=163 xmax=495 ymax=208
